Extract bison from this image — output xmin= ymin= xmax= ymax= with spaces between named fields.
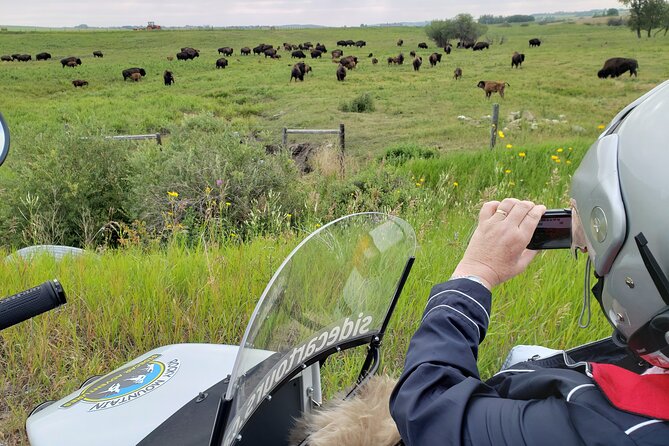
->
xmin=36 ymin=52 xmax=51 ymax=61
xmin=290 ymin=65 xmax=304 ymax=82
xmin=458 ymin=40 xmax=475 ymax=49
xmin=339 ymin=55 xmax=358 ymax=70
xmin=130 ymin=72 xmax=142 ymax=82
xmin=397 ymin=39 xmax=404 ymax=47
xmin=331 ymin=49 xmax=343 ymax=59
xmin=388 ymin=53 xmax=404 ymax=65
xmin=412 ymin=56 xmax=422 ymax=71
xmin=428 ymin=53 xmax=442 ymax=67
xmin=72 ymin=79 xmax=88 ymax=87
xmin=93 ymin=51 xmax=103 ymax=58
xmin=310 ymin=50 xmax=322 ymax=59
xmin=264 ymin=48 xmax=277 ymax=58
xmin=164 ymin=70 xmax=175 ymax=85
xmin=454 ymin=67 xmax=462 ymax=80
xmin=336 ymin=64 xmax=346 ymax=81
xmin=15 ymin=54 xmax=32 ymax=62
xmin=66 ymin=60 xmax=78 ymax=67
xmin=529 ymin=38 xmax=541 ymax=47
xmin=409 ymin=50 xmax=416 ymax=58
xmin=355 ymin=40 xmax=366 ymax=47
xmin=477 ymin=80 xmax=510 ymax=99
xmin=418 ymin=42 xmax=428 ymax=49
xmin=218 ymin=47 xmax=233 ymax=56
xmin=122 ymin=67 xmax=146 ymax=80
xmin=315 ymin=43 xmax=327 ymax=53
xmin=336 ymin=40 xmax=348 ymax=46
xmin=0 ymin=55 xmax=11 ymax=62
xmin=444 ymin=43 xmax=452 ymax=55
xmin=597 ymin=57 xmax=639 ymax=78
xmin=372 ymin=57 xmax=378 ymax=65
xmin=511 ymin=52 xmax=525 ymax=68
xmin=472 ymin=42 xmax=489 ymax=51
xmin=216 ymin=57 xmax=228 ymax=69
xmin=241 ymin=47 xmax=251 ymax=55
xmin=291 ymin=50 xmax=306 ymax=59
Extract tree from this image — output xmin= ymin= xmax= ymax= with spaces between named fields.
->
xmin=607 ymin=8 xmax=620 ymax=15
xmin=620 ymin=0 xmax=669 ymax=37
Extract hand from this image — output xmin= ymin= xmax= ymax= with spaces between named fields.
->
xmin=452 ymin=198 xmax=546 ymax=290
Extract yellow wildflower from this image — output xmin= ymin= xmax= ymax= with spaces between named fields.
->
xmin=498 ymin=131 xmax=505 ymax=138
xmin=506 ymin=144 xmax=513 ymax=149
xmin=518 ymin=152 xmax=526 ymax=158
xmin=286 ymin=213 xmax=292 ymax=218
xmin=551 ymin=155 xmax=559 ymax=161
xmin=226 ymin=202 xmax=231 ymax=206
xmin=557 ymin=148 xmax=564 ymax=153
xmin=453 ymin=182 xmax=459 ymax=187
xmin=597 ymin=124 xmax=606 ymax=130
xmin=167 ymin=191 xmax=178 ymax=198
xmin=204 ymin=186 xmax=212 ymax=194
xmin=555 ymin=159 xmax=561 ymax=163
xmin=505 ymin=169 xmax=512 ymax=174
xmin=509 ymin=181 xmax=516 ymax=186
xmin=568 ymin=147 xmax=573 ymax=151
xmin=566 ymin=160 xmax=572 ymax=165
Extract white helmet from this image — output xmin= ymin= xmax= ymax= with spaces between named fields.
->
xmin=571 ymin=80 xmax=669 ymax=368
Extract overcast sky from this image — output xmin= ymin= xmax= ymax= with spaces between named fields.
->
xmin=1 ymin=1 xmax=621 ymax=28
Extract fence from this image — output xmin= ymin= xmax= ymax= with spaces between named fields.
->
xmin=282 ymin=123 xmax=345 ymax=174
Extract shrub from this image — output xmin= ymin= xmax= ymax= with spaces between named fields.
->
xmin=340 ymin=93 xmax=375 ymax=113
xmin=380 ymin=143 xmax=438 ymax=167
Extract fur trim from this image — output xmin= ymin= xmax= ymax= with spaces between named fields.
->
xmin=289 ymin=374 xmax=401 ymax=446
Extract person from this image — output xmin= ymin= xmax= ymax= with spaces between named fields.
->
xmin=390 ymin=80 xmax=669 ymax=445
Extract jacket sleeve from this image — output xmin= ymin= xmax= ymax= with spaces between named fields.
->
xmin=389 ymin=279 xmax=586 ymax=446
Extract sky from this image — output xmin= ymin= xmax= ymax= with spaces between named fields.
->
xmin=1 ymin=1 xmax=621 ymax=28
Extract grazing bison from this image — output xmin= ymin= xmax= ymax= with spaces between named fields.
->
xmin=300 ymin=42 xmax=313 ymax=50
xmin=290 ymin=65 xmax=304 ymax=82
xmin=444 ymin=43 xmax=452 ymax=54
xmin=344 ymin=40 xmax=355 ymax=47
xmin=315 ymin=43 xmax=327 ymax=53
xmin=355 ymin=40 xmax=366 ymax=47
xmin=176 ymin=51 xmax=189 ymax=60
xmin=164 ymin=70 xmax=175 ymax=85
xmin=368 ymin=53 xmax=373 ymax=57
xmin=409 ymin=50 xmax=416 ymax=58
xmin=473 ymin=42 xmax=489 ymax=51
xmin=428 ymin=52 xmax=442 ymax=67
xmin=336 ymin=40 xmax=347 ymax=46
xmin=418 ymin=42 xmax=428 ymax=49
xmin=372 ymin=57 xmax=378 ymax=65
xmin=218 ymin=47 xmax=233 ymax=56
xmin=511 ymin=52 xmax=525 ymax=68
xmin=130 ymin=72 xmax=142 ymax=82
xmin=264 ymin=48 xmax=277 ymax=58
xmin=397 ymin=39 xmax=403 ymax=47
xmin=93 ymin=51 xmax=103 ymax=58
xmin=336 ymin=64 xmax=347 ymax=81
xmin=477 ymin=80 xmax=510 ymax=99
xmin=454 ymin=67 xmax=462 ymax=80
xmin=61 ymin=56 xmax=82 ymax=67
xmin=412 ymin=56 xmax=422 ymax=71
xmin=331 ymin=49 xmax=343 ymax=59
xmin=529 ymin=38 xmax=541 ymax=47
xmin=66 ymin=60 xmax=78 ymax=67
xmin=458 ymin=40 xmax=475 ymax=49
xmin=388 ymin=53 xmax=404 ymax=65
xmin=72 ymin=79 xmax=88 ymax=87
xmin=598 ymin=57 xmax=639 ymax=78
xmin=122 ymin=67 xmax=146 ymax=80
xmin=310 ymin=50 xmax=322 ymax=59
xmin=0 ymin=55 xmax=11 ymax=62
xmin=291 ymin=50 xmax=306 ymax=59
xmin=339 ymin=55 xmax=358 ymax=70
xmin=15 ymin=54 xmax=32 ymax=62
xmin=216 ymin=57 xmax=228 ymax=69
xmin=36 ymin=52 xmax=51 ymax=61
xmin=241 ymin=47 xmax=251 ymax=55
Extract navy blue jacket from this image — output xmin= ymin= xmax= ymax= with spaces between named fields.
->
xmin=390 ymin=278 xmax=669 ymax=445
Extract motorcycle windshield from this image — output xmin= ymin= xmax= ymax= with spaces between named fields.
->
xmin=222 ymin=213 xmax=416 ymax=445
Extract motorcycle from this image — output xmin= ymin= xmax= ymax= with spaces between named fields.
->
xmin=22 ymin=212 xmax=416 ymax=445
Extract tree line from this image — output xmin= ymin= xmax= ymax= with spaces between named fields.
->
xmin=620 ymin=0 xmax=669 ymax=37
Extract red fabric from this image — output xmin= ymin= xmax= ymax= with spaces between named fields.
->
xmin=592 ymin=362 xmax=669 ymax=420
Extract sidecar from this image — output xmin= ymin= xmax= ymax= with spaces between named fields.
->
xmin=26 ymin=212 xmax=416 ymax=445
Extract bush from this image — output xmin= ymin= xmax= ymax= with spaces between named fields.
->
xmin=380 ymin=143 xmax=438 ymax=166
xmin=339 ymin=93 xmax=375 ymax=113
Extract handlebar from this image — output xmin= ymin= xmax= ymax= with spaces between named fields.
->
xmin=0 ymin=280 xmax=67 ymax=330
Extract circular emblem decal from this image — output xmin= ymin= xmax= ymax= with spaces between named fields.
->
xmin=62 ymin=354 xmax=180 ymax=411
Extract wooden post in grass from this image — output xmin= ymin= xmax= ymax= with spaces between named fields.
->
xmin=339 ymin=123 xmax=345 ymax=176
xmin=490 ymin=103 xmax=499 ymax=149
xmin=282 ymin=127 xmax=287 ymax=146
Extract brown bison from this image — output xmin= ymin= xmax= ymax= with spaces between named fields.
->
xmin=340 ymin=55 xmax=358 ymax=70
xmin=372 ymin=57 xmax=378 ymax=65
xmin=428 ymin=52 xmax=442 ymax=67
xmin=130 ymin=72 xmax=142 ymax=82
xmin=93 ymin=51 xmax=103 ymax=58
xmin=473 ymin=42 xmax=489 ymax=51
xmin=397 ymin=39 xmax=404 ymax=46
xmin=290 ymin=65 xmax=304 ymax=82
xmin=241 ymin=47 xmax=251 ymax=55
xmin=291 ymin=50 xmax=306 ymax=59
xmin=418 ymin=42 xmax=428 ymax=49
xmin=511 ymin=52 xmax=525 ymax=68
xmin=218 ymin=47 xmax=233 ymax=56
xmin=444 ymin=43 xmax=452 ymax=54
xmin=598 ymin=57 xmax=639 ymax=78
xmin=264 ymin=48 xmax=277 ymax=58
xmin=529 ymin=38 xmax=541 ymax=47
xmin=310 ymin=50 xmax=322 ymax=59
xmin=36 ymin=52 xmax=51 ymax=61
xmin=66 ymin=60 xmax=79 ymax=67
xmin=164 ymin=70 xmax=175 ymax=85
xmin=355 ymin=40 xmax=366 ymax=47
xmin=216 ymin=57 xmax=228 ymax=69
xmin=454 ymin=67 xmax=462 ymax=80
xmin=122 ymin=67 xmax=146 ymax=80
xmin=331 ymin=49 xmax=343 ymax=59
xmin=0 ymin=55 xmax=11 ymax=62
xmin=72 ymin=79 xmax=88 ymax=87
xmin=409 ymin=50 xmax=416 ymax=58
xmin=15 ymin=54 xmax=32 ymax=62
xmin=336 ymin=64 xmax=347 ymax=81
xmin=477 ymin=80 xmax=510 ymax=98
xmin=412 ymin=56 xmax=422 ymax=71
xmin=315 ymin=43 xmax=327 ymax=53
xmin=388 ymin=54 xmax=404 ymax=65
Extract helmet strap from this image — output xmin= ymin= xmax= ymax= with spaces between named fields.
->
xmin=578 ymin=256 xmax=593 ymax=328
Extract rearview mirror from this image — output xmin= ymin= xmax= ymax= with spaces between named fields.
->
xmin=0 ymin=112 xmax=9 ymax=167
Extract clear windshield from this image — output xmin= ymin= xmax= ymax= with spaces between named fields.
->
xmin=222 ymin=213 xmax=416 ymax=446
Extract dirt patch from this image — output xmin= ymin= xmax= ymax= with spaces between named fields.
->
xmin=266 ymin=143 xmax=319 ymax=173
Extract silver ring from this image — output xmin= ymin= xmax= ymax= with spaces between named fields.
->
xmin=495 ymin=209 xmax=508 ymax=217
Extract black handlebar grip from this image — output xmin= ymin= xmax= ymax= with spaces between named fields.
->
xmin=0 ymin=280 xmax=67 ymax=330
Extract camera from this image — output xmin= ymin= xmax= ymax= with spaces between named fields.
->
xmin=527 ymin=209 xmax=572 ymax=250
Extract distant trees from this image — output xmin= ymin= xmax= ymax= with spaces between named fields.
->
xmin=620 ymin=0 xmax=669 ymax=37
xmin=478 ymin=14 xmax=535 ymax=24
xmin=425 ymin=14 xmax=488 ymax=47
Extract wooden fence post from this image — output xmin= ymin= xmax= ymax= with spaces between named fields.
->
xmin=490 ymin=103 xmax=499 ymax=149
xmin=282 ymin=127 xmax=287 ymax=147
xmin=339 ymin=123 xmax=345 ymax=175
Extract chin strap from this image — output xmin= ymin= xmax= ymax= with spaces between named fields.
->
xmin=578 ymin=256 xmax=593 ymax=328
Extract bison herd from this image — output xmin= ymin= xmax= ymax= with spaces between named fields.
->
xmin=1 ymin=35 xmax=640 ymax=93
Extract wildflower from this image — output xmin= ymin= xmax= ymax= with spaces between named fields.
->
xmin=518 ymin=152 xmax=526 ymax=158
xmin=566 ymin=160 xmax=572 ymax=165
xmin=555 ymin=159 xmax=561 ymax=163
xmin=509 ymin=181 xmax=516 ymax=186
xmin=498 ymin=130 xmax=505 ymax=138
xmin=557 ymin=148 xmax=564 ymax=153
xmin=286 ymin=213 xmax=292 ymax=218
xmin=230 ymin=232 xmax=237 ymax=238
xmin=506 ymin=144 xmax=513 ymax=149
xmin=505 ymin=169 xmax=512 ymax=174
xmin=315 ymin=223 xmax=321 ymax=228
xmin=205 ymin=186 xmax=212 ymax=194
xmin=420 ymin=177 xmax=425 ymax=183
xmin=416 ymin=182 xmax=421 ymax=187
xmin=551 ymin=155 xmax=559 ymax=161
xmin=568 ymin=147 xmax=573 ymax=151
xmin=597 ymin=124 xmax=606 ymax=130
xmin=453 ymin=182 xmax=459 ymax=187
xmin=216 ymin=179 xmax=224 ymax=187
xmin=167 ymin=191 xmax=178 ymax=198
xmin=225 ymin=202 xmax=231 ymax=207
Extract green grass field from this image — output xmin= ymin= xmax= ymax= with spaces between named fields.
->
xmin=0 ymin=21 xmax=668 ymax=443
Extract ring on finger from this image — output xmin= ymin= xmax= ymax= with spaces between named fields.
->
xmin=495 ymin=209 xmax=508 ymax=217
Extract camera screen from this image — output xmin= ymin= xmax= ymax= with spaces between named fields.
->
xmin=527 ymin=211 xmax=572 ymax=250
